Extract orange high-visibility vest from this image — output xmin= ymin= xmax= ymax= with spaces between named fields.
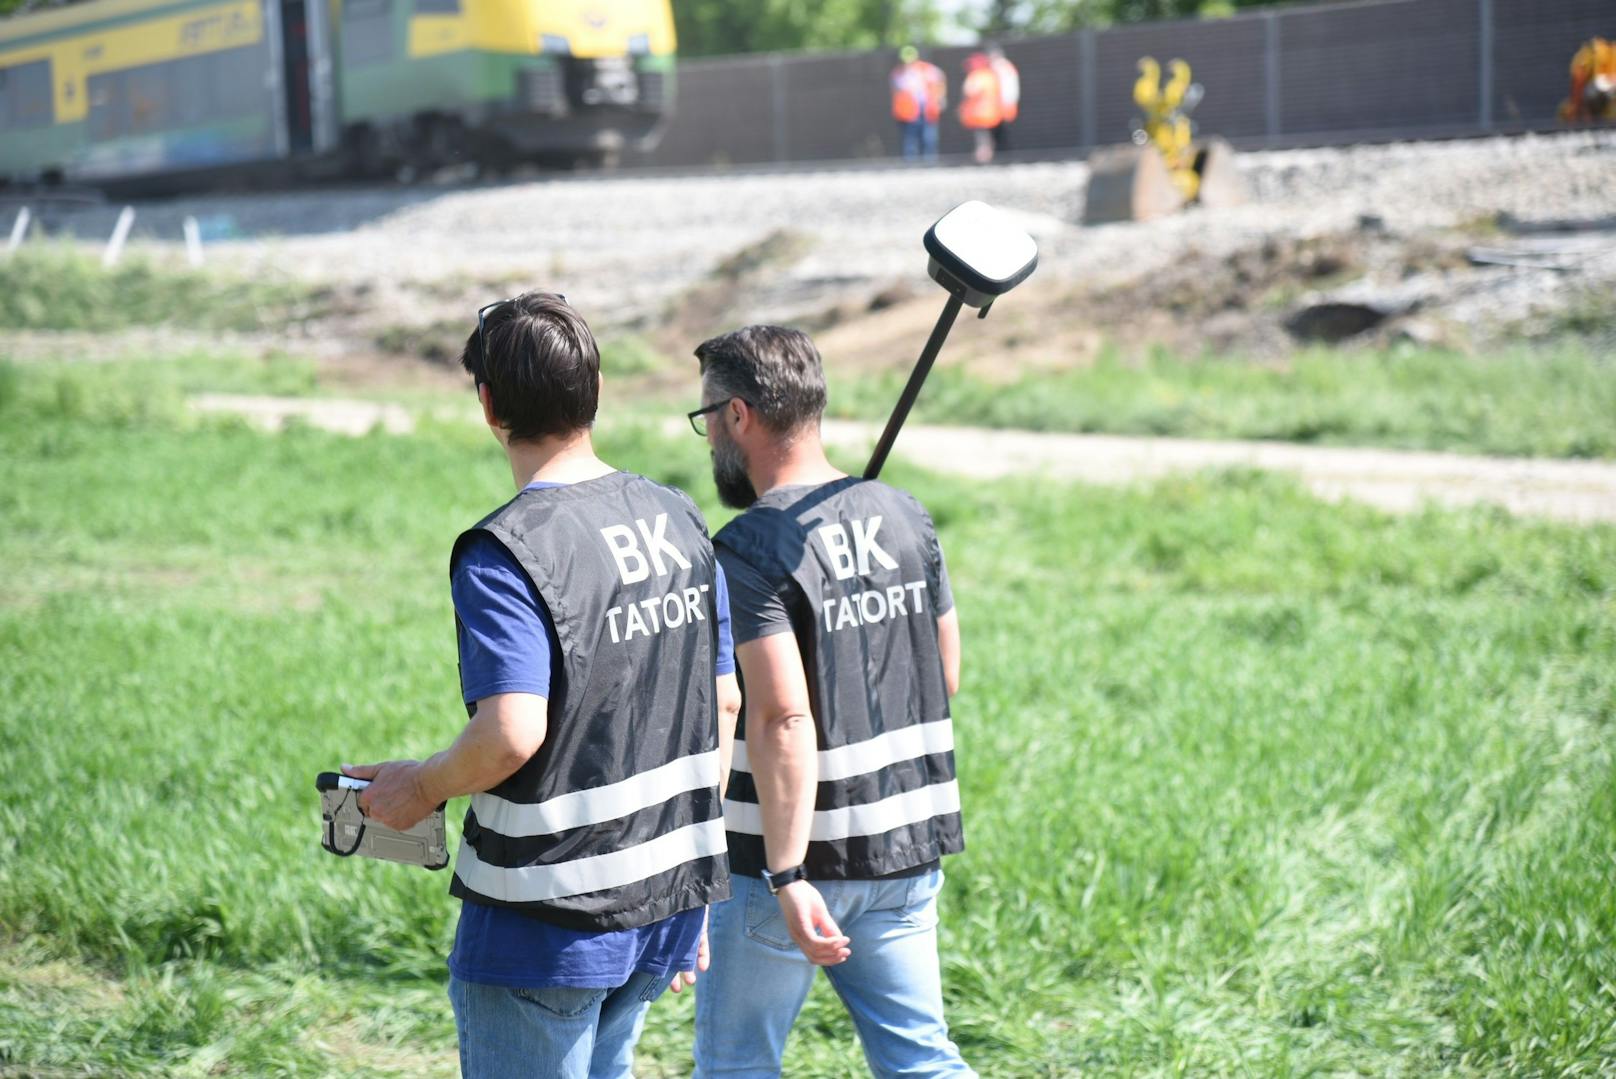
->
xmin=924 ymin=62 xmax=946 ymax=120
xmin=892 ymin=61 xmax=945 ymax=122
xmin=992 ymin=56 xmax=1020 ymax=122
xmin=959 ymin=67 xmax=1002 ymax=129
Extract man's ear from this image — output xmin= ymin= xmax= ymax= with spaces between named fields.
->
xmin=477 ymin=383 xmax=499 ymax=429
xmin=729 ymin=396 xmax=751 ymax=435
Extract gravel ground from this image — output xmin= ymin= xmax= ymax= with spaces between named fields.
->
xmin=36 ymin=130 xmax=1616 ymax=336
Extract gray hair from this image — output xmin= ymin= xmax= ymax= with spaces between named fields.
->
xmin=694 ymin=325 xmax=827 ymax=435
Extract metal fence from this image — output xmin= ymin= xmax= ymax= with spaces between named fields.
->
xmin=633 ymin=0 xmax=1608 ymax=168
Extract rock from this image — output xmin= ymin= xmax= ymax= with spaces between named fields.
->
xmin=1195 ymin=138 xmax=1249 ymax=210
xmin=867 ymin=281 xmax=916 ymax=312
xmin=1285 ymin=302 xmax=1390 ymax=342
xmin=1082 ymin=144 xmax=1184 ymax=224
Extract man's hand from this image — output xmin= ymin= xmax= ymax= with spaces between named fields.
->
xmin=775 ymin=881 xmax=850 ymax=965
xmin=669 ymin=922 xmax=710 ymax=994
xmin=342 ymin=760 xmax=437 ymax=832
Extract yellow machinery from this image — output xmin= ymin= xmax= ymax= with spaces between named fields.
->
xmin=1084 ymin=55 xmax=1246 ymax=224
xmin=1133 ymin=57 xmax=1201 ymax=200
xmin=1559 ymin=38 xmax=1616 ymax=123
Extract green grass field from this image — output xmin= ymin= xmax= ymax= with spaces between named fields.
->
xmin=831 ymin=345 xmax=1616 ymax=459
xmin=2 ymin=358 xmax=1614 ymax=1076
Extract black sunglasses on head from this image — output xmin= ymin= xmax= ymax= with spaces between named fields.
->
xmin=477 ymin=293 xmax=568 ymax=368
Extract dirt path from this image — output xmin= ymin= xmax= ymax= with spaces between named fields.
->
xmin=187 ymin=395 xmax=1616 ymax=525
xmin=816 ymin=420 xmax=1616 ymax=525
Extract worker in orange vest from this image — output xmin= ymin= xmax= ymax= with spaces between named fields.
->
xmin=1559 ymin=38 xmax=1616 ymax=122
xmin=987 ymin=43 xmax=1020 ymax=154
xmin=891 ymin=45 xmax=946 ymax=162
xmin=959 ymin=52 xmax=1003 ymax=164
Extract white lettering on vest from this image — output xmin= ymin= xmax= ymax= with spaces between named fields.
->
xmin=606 ymin=584 xmax=711 ymax=644
xmin=817 ymin=517 xmax=901 ymax=580
xmin=851 ymin=517 xmax=900 ymax=575
xmin=601 ymin=524 xmax=649 ymax=584
xmin=821 ymin=579 xmax=929 ymax=633
xmin=638 ymin=513 xmax=693 ymax=576
xmin=638 ymin=596 xmax=663 ymax=633
xmin=818 ymin=524 xmax=856 ymax=580
xmin=622 ymin=600 xmax=651 ymax=641
xmin=601 ymin=514 xmax=692 ymax=585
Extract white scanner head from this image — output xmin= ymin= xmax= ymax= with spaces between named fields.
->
xmin=923 ymin=201 xmax=1039 ymax=309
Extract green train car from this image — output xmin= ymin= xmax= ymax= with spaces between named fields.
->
xmin=0 ymin=0 xmax=677 ymax=185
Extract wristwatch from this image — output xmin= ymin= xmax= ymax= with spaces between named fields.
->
xmin=761 ymin=864 xmax=808 ymax=894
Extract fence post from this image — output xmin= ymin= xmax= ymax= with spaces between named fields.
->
xmin=1264 ymin=11 xmax=1282 ymax=144
xmin=769 ymin=54 xmax=788 ymax=163
xmin=6 ymin=207 xmax=29 ymax=254
xmin=1478 ymin=0 xmax=1494 ymax=131
xmin=183 ymin=215 xmax=204 ymax=267
xmin=1079 ymin=29 xmax=1097 ymax=150
xmin=103 ymin=206 xmax=135 ymax=268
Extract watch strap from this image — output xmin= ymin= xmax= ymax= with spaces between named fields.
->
xmin=762 ymin=864 xmax=809 ymax=894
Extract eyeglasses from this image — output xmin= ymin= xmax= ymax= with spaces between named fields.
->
xmin=477 ymin=298 xmax=511 ymax=368
xmin=477 ymin=293 xmax=567 ymax=366
xmin=687 ymin=398 xmax=736 ymax=437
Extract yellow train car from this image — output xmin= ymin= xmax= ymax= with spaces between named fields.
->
xmin=0 ymin=0 xmax=677 ymax=185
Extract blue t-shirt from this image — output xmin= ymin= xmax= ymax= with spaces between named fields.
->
xmin=448 ymin=478 xmax=734 ymax=989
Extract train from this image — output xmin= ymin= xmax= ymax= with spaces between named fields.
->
xmin=0 ymin=0 xmax=677 ymax=188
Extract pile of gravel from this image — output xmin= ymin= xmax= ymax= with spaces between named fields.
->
xmin=32 ymin=130 xmax=1616 ymax=340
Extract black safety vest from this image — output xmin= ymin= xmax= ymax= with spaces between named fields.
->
xmin=715 ymin=477 xmax=963 ymax=880
xmin=447 ymin=471 xmax=730 ymax=931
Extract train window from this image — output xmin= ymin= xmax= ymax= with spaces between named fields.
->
xmin=87 ymin=47 xmax=273 ymax=141
xmin=342 ymin=0 xmax=395 ymax=65
xmin=0 ymin=60 xmax=53 ymax=130
xmin=126 ymin=65 xmax=170 ymax=133
xmin=413 ymin=0 xmax=460 ymax=14
xmin=87 ymin=72 xmax=126 ymax=139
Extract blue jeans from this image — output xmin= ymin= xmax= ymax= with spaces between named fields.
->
xmin=900 ymin=120 xmax=939 ymax=161
xmin=449 ymin=970 xmax=666 ymax=1079
xmin=694 ymin=868 xmax=974 ymax=1078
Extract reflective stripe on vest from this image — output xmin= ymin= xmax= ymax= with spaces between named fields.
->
xmin=454 ymin=817 xmax=729 ymax=905
xmin=725 ymin=718 xmax=960 ymax=842
xmin=471 ymin=749 xmax=721 ymax=837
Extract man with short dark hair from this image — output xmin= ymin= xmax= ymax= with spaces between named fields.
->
xmin=344 ymin=292 xmax=739 ymax=1079
xmin=688 ymin=325 xmax=974 ymax=1078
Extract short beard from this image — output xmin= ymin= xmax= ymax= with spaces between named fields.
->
xmin=711 ymin=429 xmax=758 ymax=509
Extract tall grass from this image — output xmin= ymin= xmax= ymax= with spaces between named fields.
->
xmin=0 ymin=248 xmax=330 ymax=332
xmin=2 ymin=360 xmax=1612 ymax=1076
xmin=829 ymin=344 xmax=1616 ymax=459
